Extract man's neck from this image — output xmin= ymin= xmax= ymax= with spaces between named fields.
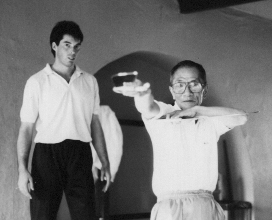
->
xmin=52 ymin=62 xmax=75 ymax=77
xmin=51 ymin=63 xmax=75 ymax=82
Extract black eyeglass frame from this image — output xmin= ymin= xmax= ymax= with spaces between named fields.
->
xmin=171 ymin=81 xmax=207 ymax=94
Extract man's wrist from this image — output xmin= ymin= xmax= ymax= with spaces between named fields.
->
xmin=101 ymin=162 xmax=110 ymax=170
xmin=18 ymin=167 xmax=28 ymax=173
xmin=192 ymin=105 xmax=202 ymax=115
xmin=101 ymin=162 xmax=110 ymax=167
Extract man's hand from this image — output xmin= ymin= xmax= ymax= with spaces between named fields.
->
xmin=92 ymin=166 xmax=99 ymax=183
xmin=115 ymin=79 xmax=150 ymax=97
xmin=100 ymin=165 xmax=111 ymax=192
xmin=18 ymin=169 xmax=34 ymax=199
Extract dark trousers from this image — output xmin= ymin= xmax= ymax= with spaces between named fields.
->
xmin=30 ymin=139 xmax=97 ymax=220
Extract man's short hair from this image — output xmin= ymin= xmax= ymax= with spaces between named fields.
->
xmin=50 ymin=20 xmax=84 ymax=57
xmin=170 ymin=60 xmax=207 ymax=85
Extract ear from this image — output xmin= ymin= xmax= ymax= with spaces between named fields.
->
xmin=203 ymin=84 xmax=208 ymax=99
xmin=52 ymin=42 xmax=57 ymax=52
xmin=169 ymin=86 xmax=175 ymax=100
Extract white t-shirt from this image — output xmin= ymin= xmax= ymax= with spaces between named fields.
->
xmin=20 ymin=64 xmax=100 ymax=143
xmin=142 ymin=101 xmax=231 ymax=197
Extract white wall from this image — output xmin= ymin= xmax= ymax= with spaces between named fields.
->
xmin=1 ymin=0 xmax=272 ymax=219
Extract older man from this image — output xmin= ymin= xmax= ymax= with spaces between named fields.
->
xmin=117 ymin=60 xmax=247 ymax=220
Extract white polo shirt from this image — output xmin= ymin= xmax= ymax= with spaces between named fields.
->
xmin=142 ymin=101 xmax=231 ymax=197
xmin=20 ymin=64 xmax=100 ymax=144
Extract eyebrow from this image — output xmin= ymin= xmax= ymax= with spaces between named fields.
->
xmin=63 ymin=41 xmax=81 ymax=46
xmin=174 ymin=79 xmax=200 ymax=83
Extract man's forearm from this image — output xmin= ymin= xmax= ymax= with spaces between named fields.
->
xmin=91 ymin=115 xmax=109 ymax=166
xmin=193 ymin=106 xmax=248 ymax=127
xmin=194 ymin=106 xmax=246 ymax=117
xmin=17 ymin=123 xmax=34 ymax=172
xmin=17 ymin=145 xmax=31 ymax=172
xmin=17 ymin=122 xmax=35 ymax=198
xmin=134 ymin=89 xmax=159 ymax=119
xmin=92 ymin=139 xmax=109 ymax=167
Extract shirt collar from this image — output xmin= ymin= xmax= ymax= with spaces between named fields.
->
xmin=44 ymin=63 xmax=83 ymax=77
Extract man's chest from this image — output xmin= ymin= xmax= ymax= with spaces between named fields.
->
xmin=38 ymin=77 xmax=94 ymax=109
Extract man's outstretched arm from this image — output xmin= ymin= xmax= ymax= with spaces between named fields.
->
xmin=122 ymin=80 xmax=160 ymax=119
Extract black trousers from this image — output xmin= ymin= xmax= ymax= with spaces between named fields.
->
xmin=30 ymin=139 xmax=97 ymax=220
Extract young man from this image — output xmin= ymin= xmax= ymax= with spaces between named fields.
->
xmin=17 ymin=21 xmax=110 ymax=220
xmin=119 ymin=60 xmax=248 ymax=220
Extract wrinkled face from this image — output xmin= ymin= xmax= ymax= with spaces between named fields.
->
xmin=169 ymin=67 xmax=207 ymax=110
xmin=52 ymin=34 xmax=81 ymax=68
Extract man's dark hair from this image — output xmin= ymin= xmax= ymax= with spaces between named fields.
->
xmin=50 ymin=20 xmax=84 ymax=57
xmin=170 ymin=60 xmax=207 ymax=85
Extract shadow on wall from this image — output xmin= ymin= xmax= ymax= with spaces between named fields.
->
xmin=87 ymin=51 xmax=254 ymax=216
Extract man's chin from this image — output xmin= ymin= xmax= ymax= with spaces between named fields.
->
xmin=179 ymin=102 xmax=198 ymax=110
xmin=64 ymin=61 xmax=75 ymax=68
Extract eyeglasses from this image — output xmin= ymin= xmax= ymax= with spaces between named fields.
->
xmin=171 ymin=81 xmax=205 ymax=94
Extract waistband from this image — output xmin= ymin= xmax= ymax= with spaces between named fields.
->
xmin=157 ymin=190 xmax=213 ymax=202
xmin=36 ymin=139 xmax=89 ymax=146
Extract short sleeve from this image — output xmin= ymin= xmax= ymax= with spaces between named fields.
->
xmin=209 ymin=116 xmax=231 ymax=138
xmin=20 ymin=78 xmax=39 ymax=123
xmin=142 ymin=100 xmax=175 ymax=121
xmin=92 ymin=77 xmax=100 ymax=115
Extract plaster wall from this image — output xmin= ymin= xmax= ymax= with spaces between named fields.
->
xmin=0 ymin=0 xmax=272 ymax=219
